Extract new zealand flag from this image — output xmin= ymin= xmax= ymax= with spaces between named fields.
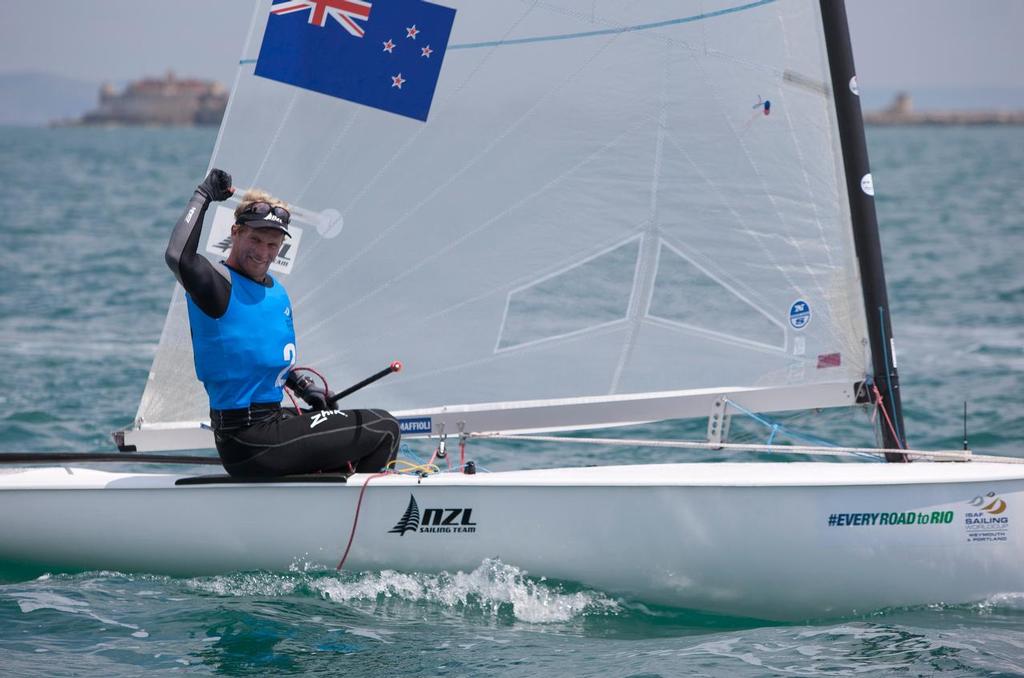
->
xmin=255 ymin=0 xmax=456 ymax=122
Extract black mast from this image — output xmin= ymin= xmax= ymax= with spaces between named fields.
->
xmin=820 ymin=0 xmax=908 ymax=461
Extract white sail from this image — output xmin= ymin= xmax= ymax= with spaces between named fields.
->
xmin=132 ymin=0 xmax=871 ymax=448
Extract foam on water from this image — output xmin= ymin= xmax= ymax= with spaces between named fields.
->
xmin=608 ymin=622 xmax=1024 ymax=676
xmin=10 ymin=590 xmax=149 ymax=639
xmin=184 ymin=558 xmax=618 ymax=625
xmin=318 ymin=559 xmax=619 ymax=624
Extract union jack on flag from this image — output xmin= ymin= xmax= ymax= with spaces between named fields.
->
xmin=270 ymin=0 xmax=372 ymax=37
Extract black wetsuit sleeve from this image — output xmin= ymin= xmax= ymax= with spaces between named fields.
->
xmin=165 ymin=190 xmax=231 ymax=318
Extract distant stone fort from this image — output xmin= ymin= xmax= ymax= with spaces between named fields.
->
xmin=74 ymin=72 xmax=227 ymax=126
xmin=865 ymin=92 xmax=1024 ymax=125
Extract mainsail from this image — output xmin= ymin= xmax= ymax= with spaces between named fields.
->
xmin=127 ymin=0 xmax=886 ymax=451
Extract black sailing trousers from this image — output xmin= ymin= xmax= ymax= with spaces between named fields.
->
xmin=213 ymin=407 xmax=400 ymax=477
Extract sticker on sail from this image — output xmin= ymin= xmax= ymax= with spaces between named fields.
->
xmin=205 ymin=205 xmax=303 ymax=275
xmin=788 ymin=300 xmax=811 ymax=330
xmin=389 ymin=494 xmax=477 ymax=536
xmin=849 ymin=75 xmax=859 ymax=96
xmin=816 ymin=352 xmax=841 ymax=368
xmin=399 ymin=416 xmax=432 ymax=434
xmin=965 ymin=491 xmax=1009 ymax=543
xmin=860 ymin=173 xmax=874 ymax=196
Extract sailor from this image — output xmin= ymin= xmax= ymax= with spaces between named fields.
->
xmin=165 ymin=168 xmax=400 ymax=477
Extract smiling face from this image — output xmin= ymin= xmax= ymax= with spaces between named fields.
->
xmin=225 ymin=224 xmax=285 ymax=281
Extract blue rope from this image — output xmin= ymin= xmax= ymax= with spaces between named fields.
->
xmin=398 ymin=442 xmax=426 ymax=465
xmin=447 ymin=0 xmax=777 ymax=50
xmin=724 ymin=398 xmax=883 ymax=462
xmin=398 ymin=442 xmax=491 ymax=473
xmin=239 ymin=0 xmax=778 ymax=64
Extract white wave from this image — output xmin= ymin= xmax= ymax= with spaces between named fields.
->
xmin=184 ymin=571 xmax=299 ymax=597
xmin=314 ymin=558 xmax=619 ymax=624
xmin=966 ymin=591 xmax=1024 ymax=613
xmin=181 ymin=559 xmax=617 ymax=624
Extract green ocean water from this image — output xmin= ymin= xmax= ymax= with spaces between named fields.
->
xmin=0 ymin=125 xmax=1022 ymax=676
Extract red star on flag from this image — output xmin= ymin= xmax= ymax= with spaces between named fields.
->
xmin=383 ymin=38 xmax=395 ymax=53
xmin=421 ymin=45 xmax=433 ymax=58
xmin=406 ymin=24 xmax=419 ymax=39
xmin=391 ymin=73 xmax=406 ymax=89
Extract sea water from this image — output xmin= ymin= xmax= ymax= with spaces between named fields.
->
xmin=0 ymin=125 xmax=1022 ymax=676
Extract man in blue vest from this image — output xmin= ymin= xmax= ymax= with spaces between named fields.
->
xmin=165 ymin=168 xmax=400 ymax=477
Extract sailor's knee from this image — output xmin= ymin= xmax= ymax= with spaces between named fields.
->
xmin=381 ymin=410 xmax=402 ymax=437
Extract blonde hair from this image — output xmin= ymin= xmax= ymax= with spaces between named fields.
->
xmin=233 ymin=189 xmax=288 ymax=223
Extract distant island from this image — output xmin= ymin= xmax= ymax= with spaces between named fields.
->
xmin=865 ymin=92 xmax=1024 ymax=125
xmin=53 ymin=72 xmax=227 ymax=127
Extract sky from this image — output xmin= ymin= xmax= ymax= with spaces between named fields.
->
xmin=1 ymin=0 xmax=1022 ymax=108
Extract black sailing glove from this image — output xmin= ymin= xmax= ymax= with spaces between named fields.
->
xmin=286 ymin=372 xmax=332 ymax=411
xmin=197 ymin=168 xmax=234 ymax=202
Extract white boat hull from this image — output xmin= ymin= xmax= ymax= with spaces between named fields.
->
xmin=3 ymin=462 xmax=1023 ymax=621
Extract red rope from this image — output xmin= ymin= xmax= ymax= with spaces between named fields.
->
xmin=871 ymin=384 xmax=905 ymax=450
xmin=336 ymin=472 xmax=388 ymax=570
xmin=284 ymin=387 xmax=303 ymax=415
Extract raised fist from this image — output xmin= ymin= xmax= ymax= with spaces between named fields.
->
xmin=197 ymin=168 xmax=234 ymax=202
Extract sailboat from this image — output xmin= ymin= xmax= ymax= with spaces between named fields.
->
xmin=2 ymin=0 xmax=1022 ymax=621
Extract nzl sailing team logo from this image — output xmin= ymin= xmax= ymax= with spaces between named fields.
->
xmin=389 ymin=494 xmax=477 ymax=535
xmin=965 ymin=491 xmax=1010 ymax=543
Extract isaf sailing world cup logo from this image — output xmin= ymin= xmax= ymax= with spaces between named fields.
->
xmin=968 ymin=491 xmax=1007 ymax=514
xmin=389 ymin=494 xmax=477 ymax=535
xmin=964 ymin=491 xmax=1010 ymax=543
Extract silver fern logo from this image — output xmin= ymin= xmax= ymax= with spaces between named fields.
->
xmin=389 ymin=495 xmax=421 ymax=536
xmin=388 ymin=494 xmax=478 ymax=535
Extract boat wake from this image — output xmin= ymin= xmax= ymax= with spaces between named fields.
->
xmin=183 ymin=558 xmax=619 ymax=625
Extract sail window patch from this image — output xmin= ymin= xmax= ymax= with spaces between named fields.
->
xmin=646 ymin=241 xmax=784 ymax=349
xmin=496 ymin=240 xmax=639 ymax=351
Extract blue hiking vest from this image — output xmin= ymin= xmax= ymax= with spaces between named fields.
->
xmin=186 ymin=268 xmax=296 ymax=410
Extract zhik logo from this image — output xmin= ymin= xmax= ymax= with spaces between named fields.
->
xmin=309 ymin=410 xmax=347 ymax=429
xmin=389 ymin=494 xmax=477 ymax=536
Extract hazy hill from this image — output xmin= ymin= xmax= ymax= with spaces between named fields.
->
xmin=0 ymin=72 xmax=100 ymax=126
